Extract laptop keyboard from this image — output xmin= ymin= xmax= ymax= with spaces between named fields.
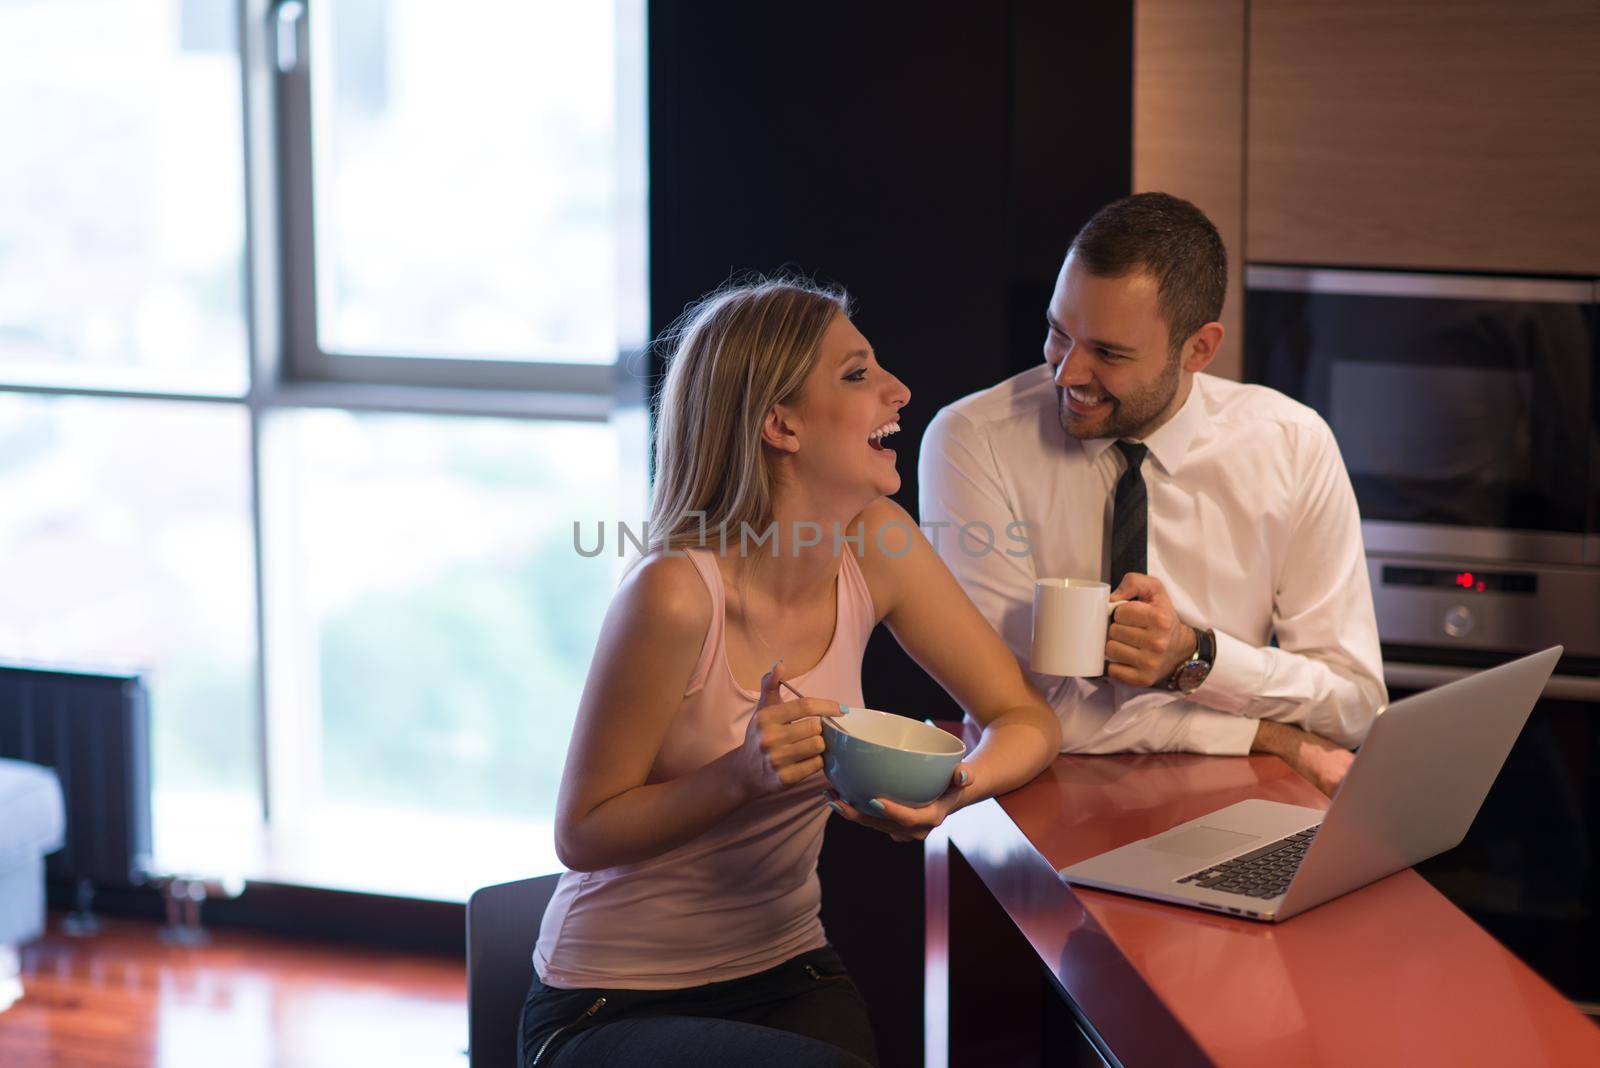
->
xmin=1176 ymin=825 xmax=1320 ymax=900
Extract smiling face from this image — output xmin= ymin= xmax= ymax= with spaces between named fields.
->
xmin=768 ymin=312 xmax=910 ymax=507
xmin=1044 ymin=255 xmax=1188 ymax=441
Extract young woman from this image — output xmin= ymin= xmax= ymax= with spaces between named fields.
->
xmin=521 ymin=279 xmax=1061 ymax=1067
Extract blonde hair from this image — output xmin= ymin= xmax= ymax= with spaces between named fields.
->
xmin=648 ymin=277 xmax=850 ymax=553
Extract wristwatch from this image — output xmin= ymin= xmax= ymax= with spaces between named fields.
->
xmin=1167 ymin=627 xmax=1215 ymax=694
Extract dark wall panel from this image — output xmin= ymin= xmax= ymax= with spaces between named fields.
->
xmin=649 ymin=1 xmax=1130 ymax=509
xmin=649 ymin=4 xmax=1131 ymax=1063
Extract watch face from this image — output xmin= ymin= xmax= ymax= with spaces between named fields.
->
xmin=1174 ymin=660 xmax=1211 ymax=693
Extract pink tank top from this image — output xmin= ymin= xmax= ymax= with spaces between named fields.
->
xmin=533 ymin=546 xmax=879 ymax=989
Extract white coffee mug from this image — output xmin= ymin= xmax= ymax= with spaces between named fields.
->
xmin=1030 ymin=578 xmax=1126 ymax=677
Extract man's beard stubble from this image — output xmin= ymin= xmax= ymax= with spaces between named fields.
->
xmin=1055 ymin=349 xmax=1182 ymax=441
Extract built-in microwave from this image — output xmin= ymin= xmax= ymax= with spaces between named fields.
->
xmin=1244 ymin=266 xmax=1600 ymax=669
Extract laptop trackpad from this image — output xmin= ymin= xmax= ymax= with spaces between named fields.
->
xmin=1149 ymin=825 xmax=1259 ymax=859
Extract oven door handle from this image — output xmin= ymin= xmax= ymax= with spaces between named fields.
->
xmin=1384 ymin=661 xmax=1600 ymax=703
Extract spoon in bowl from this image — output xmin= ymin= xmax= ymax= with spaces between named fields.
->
xmin=779 ymin=679 xmax=851 ymax=735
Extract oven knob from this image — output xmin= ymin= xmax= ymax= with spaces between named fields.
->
xmin=1443 ymin=605 xmax=1474 ymax=638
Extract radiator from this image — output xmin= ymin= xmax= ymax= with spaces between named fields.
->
xmin=0 ymin=664 xmax=152 ymax=890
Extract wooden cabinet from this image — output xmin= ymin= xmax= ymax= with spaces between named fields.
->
xmin=1246 ymin=0 xmax=1600 ymax=275
xmin=1134 ymin=0 xmax=1246 ymax=380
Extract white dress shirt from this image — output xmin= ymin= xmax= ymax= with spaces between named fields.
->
xmin=919 ymin=366 xmax=1386 ymax=755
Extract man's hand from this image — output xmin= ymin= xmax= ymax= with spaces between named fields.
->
xmin=1252 ymin=719 xmax=1353 ymax=797
xmin=1106 ymin=573 xmax=1196 ymax=688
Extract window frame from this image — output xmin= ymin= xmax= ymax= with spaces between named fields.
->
xmin=243 ymin=0 xmax=647 ymax=833
xmin=0 ymin=0 xmax=649 ymax=886
xmin=260 ymin=0 xmax=643 ymax=404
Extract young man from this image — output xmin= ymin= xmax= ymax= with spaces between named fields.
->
xmin=919 ymin=192 xmax=1385 ymax=795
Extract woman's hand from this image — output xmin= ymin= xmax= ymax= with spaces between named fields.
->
xmin=823 ymin=762 xmax=974 ymax=842
xmin=730 ymin=661 xmax=844 ymax=801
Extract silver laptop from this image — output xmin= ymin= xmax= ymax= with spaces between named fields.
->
xmin=1058 ymin=646 xmax=1562 ymax=922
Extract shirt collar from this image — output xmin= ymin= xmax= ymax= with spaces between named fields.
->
xmin=1075 ymin=376 xmax=1207 ymax=475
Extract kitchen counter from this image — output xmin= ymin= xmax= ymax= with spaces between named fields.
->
xmin=925 ymin=734 xmax=1600 ymax=1066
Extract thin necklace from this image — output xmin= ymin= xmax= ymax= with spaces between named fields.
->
xmin=736 ymin=557 xmax=785 ymax=663
xmin=736 ymin=556 xmax=838 ymax=671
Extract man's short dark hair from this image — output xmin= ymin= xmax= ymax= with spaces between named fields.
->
xmin=1068 ymin=192 xmax=1227 ymax=356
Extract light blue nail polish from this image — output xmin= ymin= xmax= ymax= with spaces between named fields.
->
xmin=827 ymin=800 xmax=844 ymax=816
xmin=958 ymin=768 xmax=971 ymax=786
xmin=838 ymin=703 xmax=848 ymax=715
xmin=867 ymin=799 xmax=886 ymax=815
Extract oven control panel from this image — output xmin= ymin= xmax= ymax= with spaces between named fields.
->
xmin=1368 ymin=558 xmax=1600 ymax=660
xmin=1381 ymin=565 xmax=1538 ymax=595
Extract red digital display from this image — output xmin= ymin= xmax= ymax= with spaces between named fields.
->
xmin=1383 ymin=566 xmax=1537 ymax=595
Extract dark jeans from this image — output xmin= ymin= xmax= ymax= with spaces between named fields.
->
xmin=518 ymin=944 xmax=878 ymax=1067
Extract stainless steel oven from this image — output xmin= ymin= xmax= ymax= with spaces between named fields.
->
xmin=1245 ymin=266 xmax=1600 ymax=695
xmin=1247 ymin=267 xmax=1600 ymax=1006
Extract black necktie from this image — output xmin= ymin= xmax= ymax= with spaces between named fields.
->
xmin=1110 ymin=440 xmax=1148 ymax=589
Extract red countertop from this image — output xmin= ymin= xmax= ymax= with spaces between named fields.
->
xmin=936 ymin=740 xmax=1600 ymax=1066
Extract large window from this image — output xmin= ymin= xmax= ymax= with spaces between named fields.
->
xmin=0 ymin=0 xmax=647 ymax=901
xmin=308 ymin=2 xmax=630 ymax=363
xmin=0 ymin=0 xmax=247 ymax=393
xmin=0 ymin=394 xmax=257 ymax=796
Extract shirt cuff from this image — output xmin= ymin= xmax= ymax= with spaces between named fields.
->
xmin=1168 ymin=707 xmax=1259 ymax=755
xmin=1189 ymin=627 xmax=1268 ymax=716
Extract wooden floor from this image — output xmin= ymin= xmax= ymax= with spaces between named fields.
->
xmin=0 ymin=912 xmax=467 ymax=1068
